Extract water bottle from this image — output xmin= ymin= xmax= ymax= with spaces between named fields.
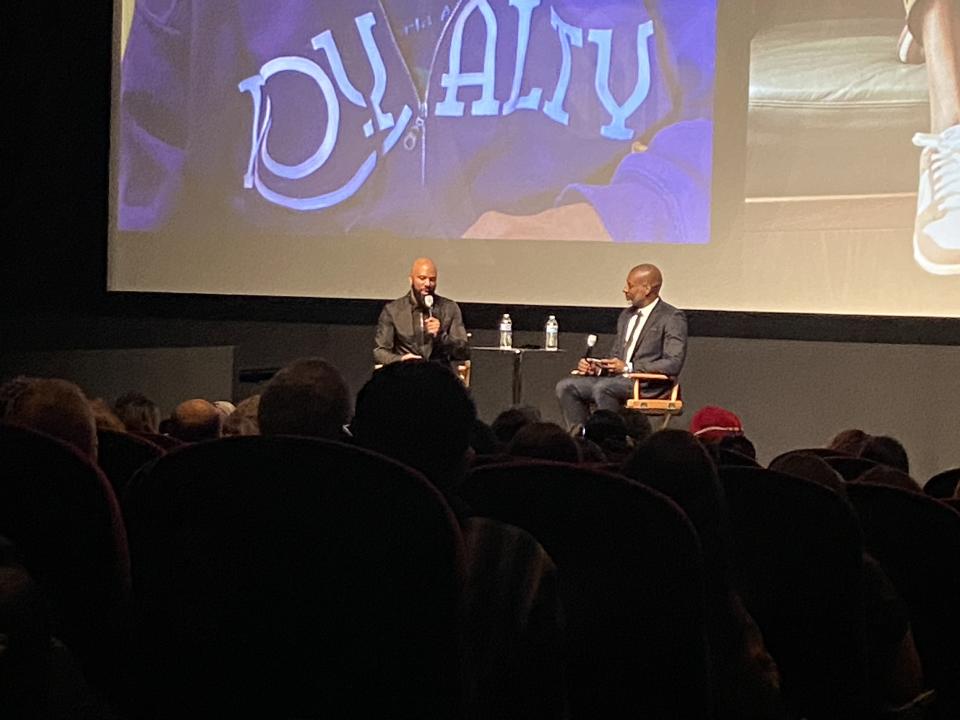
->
xmin=498 ymin=313 xmax=513 ymax=350
xmin=544 ymin=315 xmax=559 ymax=351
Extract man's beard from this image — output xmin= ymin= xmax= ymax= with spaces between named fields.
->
xmin=412 ymin=286 xmax=433 ymax=308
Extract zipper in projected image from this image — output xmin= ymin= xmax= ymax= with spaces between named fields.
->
xmin=237 ymin=0 xmax=655 ymax=213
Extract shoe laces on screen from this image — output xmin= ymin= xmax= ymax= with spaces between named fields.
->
xmin=914 ymin=126 xmax=960 ymax=214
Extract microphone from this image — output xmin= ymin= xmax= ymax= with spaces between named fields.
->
xmin=423 ymin=294 xmax=434 ymax=318
xmin=571 ymin=334 xmax=599 ymax=376
xmin=582 ymin=334 xmax=597 ymax=359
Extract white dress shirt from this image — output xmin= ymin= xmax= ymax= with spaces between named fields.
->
xmin=623 ymin=297 xmax=659 ymax=372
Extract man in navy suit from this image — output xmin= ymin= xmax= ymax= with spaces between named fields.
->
xmin=556 ymin=264 xmax=687 ymax=432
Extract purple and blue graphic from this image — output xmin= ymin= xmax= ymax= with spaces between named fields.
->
xmin=119 ymin=0 xmax=717 ymax=243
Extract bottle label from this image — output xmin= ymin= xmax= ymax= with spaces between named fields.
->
xmin=545 ymin=327 xmax=558 ymax=350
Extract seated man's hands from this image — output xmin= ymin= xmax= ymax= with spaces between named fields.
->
xmin=598 ymin=358 xmax=627 ymax=374
xmin=424 ymin=317 xmax=441 ymax=336
xmin=576 ymin=358 xmax=596 ymax=375
xmin=400 ymin=353 xmax=422 ymax=361
xmin=575 ymin=358 xmax=627 ymax=375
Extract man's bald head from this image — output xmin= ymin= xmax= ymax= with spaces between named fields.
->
xmin=170 ymin=399 xmax=223 ymax=442
xmin=629 ymin=264 xmax=663 ymax=291
xmin=410 ymin=257 xmax=437 ymax=276
xmin=5 ymin=378 xmax=98 ymax=460
xmin=409 ymin=257 xmax=438 ymax=298
xmin=623 ymin=264 xmax=663 ymax=308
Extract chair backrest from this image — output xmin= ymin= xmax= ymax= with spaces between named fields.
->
xmin=768 ymin=447 xmax=847 ymax=463
xmin=131 ymin=431 xmax=184 ymax=451
xmin=456 ymin=359 xmax=471 ymax=387
xmin=124 ymin=435 xmax=465 ymax=719
xmin=587 ymin=461 xmax=626 ymax=474
xmin=845 ymin=482 xmax=960 ymax=717
xmin=625 ymin=374 xmax=683 ymax=413
xmin=0 ymin=424 xmax=130 ymax=689
xmin=468 ymin=453 xmax=511 ymax=468
xmin=924 ymin=467 xmax=960 ymax=499
xmin=715 ymin=446 xmax=760 ymax=468
xmin=459 ymin=461 xmax=711 ymax=719
xmin=96 ymin=428 xmax=164 ymax=498
xmin=719 ymin=465 xmax=868 ymax=718
xmin=824 ymin=455 xmax=878 ymax=481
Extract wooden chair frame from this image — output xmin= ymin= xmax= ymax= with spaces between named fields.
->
xmin=625 ymin=372 xmax=683 ymax=429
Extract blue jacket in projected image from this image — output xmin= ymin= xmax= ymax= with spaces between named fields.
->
xmin=119 ymin=0 xmax=716 ymax=243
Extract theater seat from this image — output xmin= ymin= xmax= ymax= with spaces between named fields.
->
xmin=825 ymin=455 xmax=879 ymax=481
xmin=96 ymin=428 xmax=164 ymax=498
xmin=459 ymin=461 xmax=710 ymax=719
xmin=0 ymin=424 xmax=130 ymax=692
xmin=131 ymin=431 xmax=183 ymax=451
xmin=769 ymin=447 xmax=850 ymax=463
xmin=846 ymin=482 xmax=960 ymax=717
xmin=924 ymin=467 xmax=960 ymax=499
xmin=123 ymin=435 xmax=464 ymax=719
xmin=720 ymin=465 xmax=868 ymax=718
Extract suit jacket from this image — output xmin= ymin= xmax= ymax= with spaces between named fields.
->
xmin=610 ymin=298 xmax=687 ymax=376
xmin=374 ymin=292 xmax=470 ymax=365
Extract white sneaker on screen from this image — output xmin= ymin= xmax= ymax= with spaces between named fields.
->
xmin=912 ymin=124 xmax=960 ymax=275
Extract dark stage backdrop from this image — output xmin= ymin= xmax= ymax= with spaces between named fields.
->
xmin=3 ymin=311 xmax=959 ymax=483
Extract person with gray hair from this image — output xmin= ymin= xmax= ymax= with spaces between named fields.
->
xmin=257 ymin=358 xmax=350 ymax=440
xmin=114 ymin=391 xmax=161 ymax=434
xmin=3 ymin=378 xmax=98 ymax=460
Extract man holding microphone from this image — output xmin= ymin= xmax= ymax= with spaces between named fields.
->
xmin=374 ymin=257 xmax=470 ymax=366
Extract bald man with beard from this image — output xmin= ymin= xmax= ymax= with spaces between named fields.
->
xmin=374 ymin=257 xmax=470 ymax=366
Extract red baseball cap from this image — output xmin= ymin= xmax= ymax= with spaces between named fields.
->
xmin=690 ymin=405 xmax=743 ymax=443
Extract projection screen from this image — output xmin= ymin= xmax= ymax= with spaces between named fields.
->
xmin=109 ymin=1 xmax=960 ymax=317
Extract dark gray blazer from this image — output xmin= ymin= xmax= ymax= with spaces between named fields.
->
xmin=610 ymin=298 xmax=687 ymax=376
xmin=374 ymin=291 xmax=470 ymax=365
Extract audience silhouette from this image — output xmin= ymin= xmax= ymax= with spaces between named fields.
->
xmin=1 ymin=360 xmax=956 ymax=719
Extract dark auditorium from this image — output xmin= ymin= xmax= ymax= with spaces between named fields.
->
xmin=3 ymin=2 xmax=960 ymax=719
